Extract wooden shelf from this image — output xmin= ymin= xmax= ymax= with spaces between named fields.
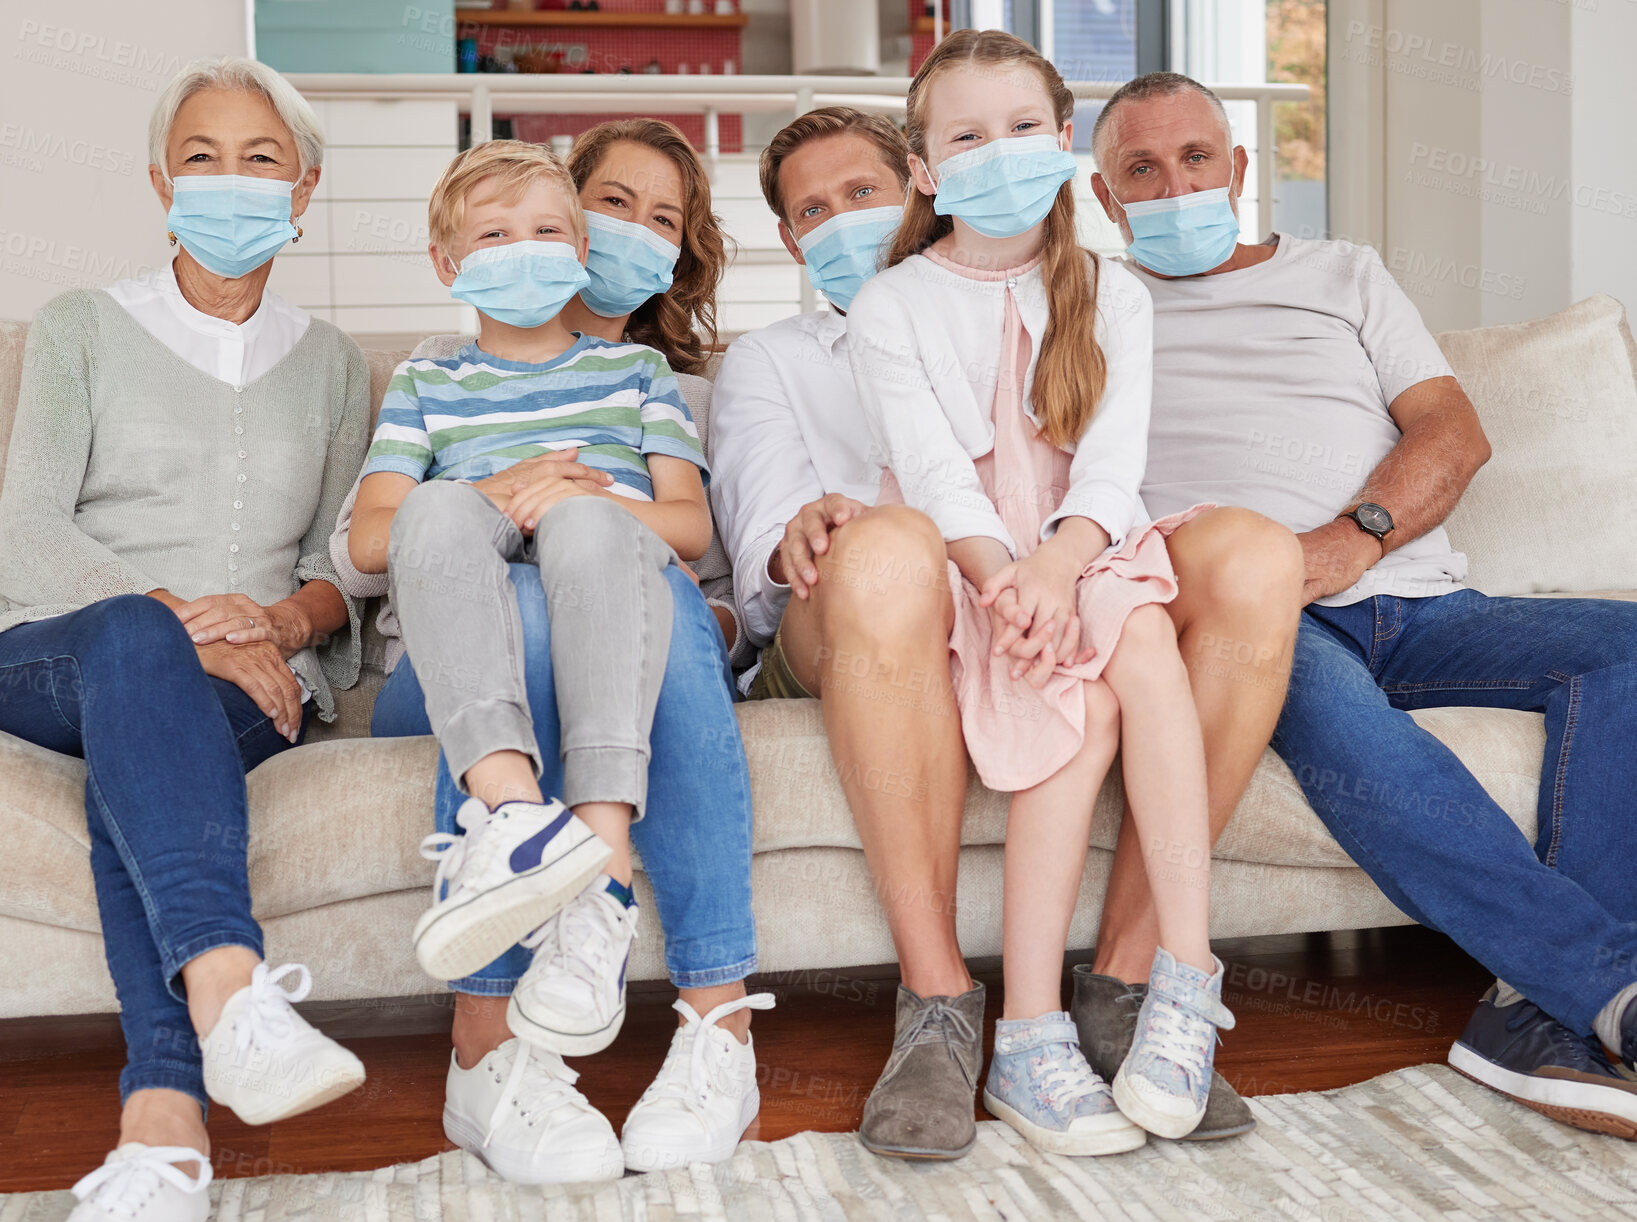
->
xmin=455 ymin=9 xmax=749 ymax=28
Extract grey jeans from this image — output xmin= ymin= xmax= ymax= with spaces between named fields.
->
xmin=387 ymin=480 xmax=674 ymax=817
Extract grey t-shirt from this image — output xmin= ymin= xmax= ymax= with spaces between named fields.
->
xmin=1132 ymin=234 xmax=1465 ymax=606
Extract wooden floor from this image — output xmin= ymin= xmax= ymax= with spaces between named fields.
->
xmin=0 ymin=925 xmax=1493 ymax=1194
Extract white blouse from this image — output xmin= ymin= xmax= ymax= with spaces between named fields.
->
xmin=845 ymin=249 xmax=1154 ymax=557
xmin=106 ymin=261 xmax=310 ymax=388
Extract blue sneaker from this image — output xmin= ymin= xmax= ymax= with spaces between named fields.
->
xmin=1112 ymin=949 xmax=1235 ymax=1139
xmin=413 ymin=797 xmax=612 ymax=982
xmin=982 ymin=1012 xmax=1146 ymax=1156
xmin=1449 ymin=987 xmax=1637 ymax=1140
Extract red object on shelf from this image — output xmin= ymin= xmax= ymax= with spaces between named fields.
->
xmin=909 ymin=0 xmax=950 ymax=74
xmin=463 ymin=13 xmax=744 ymax=152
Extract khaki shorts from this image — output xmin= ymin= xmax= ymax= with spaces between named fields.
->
xmin=745 ymin=620 xmax=817 ymax=701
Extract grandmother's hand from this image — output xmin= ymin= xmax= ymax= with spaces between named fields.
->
xmin=195 ymin=639 xmax=305 ymax=743
xmin=177 ymin=593 xmax=312 ymax=658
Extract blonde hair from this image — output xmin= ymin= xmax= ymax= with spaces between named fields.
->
xmin=758 ymin=106 xmax=910 ymax=223
xmin=427 ymin=140 xmax=585 ymax=253
xmin=888 ymin=29 xmax=1105 ymax=450
xmin=567 ymin=119 xmax=723 ymax=376
xmin=150 ymin=57 xmax=325 ymax=182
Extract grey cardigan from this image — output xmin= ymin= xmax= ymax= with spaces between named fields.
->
xmin=0 ymin=290 xmax=373 ymax=719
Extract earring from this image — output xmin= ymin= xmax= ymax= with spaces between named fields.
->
xmin=167 ymin=231 xmax=177 ymax=247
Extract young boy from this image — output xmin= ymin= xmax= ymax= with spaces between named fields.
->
xmin=348 ymin=141 xmax=714 ymax=1179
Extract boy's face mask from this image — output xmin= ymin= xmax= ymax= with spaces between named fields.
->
xmin=449 ymin=240 xmax=590 ymax=328
xmin=929 ymin=132 xmax=1077 ymax=239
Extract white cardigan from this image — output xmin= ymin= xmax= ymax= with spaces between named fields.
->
xmin=845 ymin=249 xmax=1154 ymax=557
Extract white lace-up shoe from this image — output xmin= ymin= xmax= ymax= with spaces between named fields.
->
xmin=621 ymin=993 xmax=776 ymax=1172
xmin=1112 ymin=948 xmax=1236 ymax=1139
xmin=508 ymin=876 xmax=639 ymax=1056
xmin=414 ymin=797 xmax=613 ymax=982
xmin=443 ymin=1037 xmax=624 ymax=1184
xmin=199 ymin=962 xmax=365 ymax=1126
xmin=68 ymin=1144 xmax=211 ymax=1222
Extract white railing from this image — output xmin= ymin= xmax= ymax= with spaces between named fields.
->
xmin=284 ymin=72 xmax=1311 ymax=239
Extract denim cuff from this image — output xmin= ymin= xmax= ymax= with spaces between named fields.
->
xmin=440 ymin=698 xmax=542 ymax=790
xmin=668 ymin=953 xmax=758 ymax=991
xmin=451 ymin=977 xmax=521 ymax=996
xmin=562 ymin=746 xmax=650 ymax=822
xmin=162 ymin=931 xmax=264 ymax=1005
xmin=120 ymin=1059 xmax=209 ymax=1116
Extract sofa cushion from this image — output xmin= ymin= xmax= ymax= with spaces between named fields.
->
xmin=1437 ymin=294 xmax=1637 ymax=595
xmin=0 ymin=320 xmax=27 ymax=496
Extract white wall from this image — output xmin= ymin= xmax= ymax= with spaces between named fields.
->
xmin=0 ymin=0 xmax=249 ymax=319
xmin=1570 ymin=0 xmax=1637 ymax=319
xmin=1330 ymin=0 xmax=1631 ymax=332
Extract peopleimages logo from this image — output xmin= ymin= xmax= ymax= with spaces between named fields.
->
xmin=1343 ymin=21 xmax=1574 ymax=95
xmin=1406 ymin=144 xmax=1637 ymax=220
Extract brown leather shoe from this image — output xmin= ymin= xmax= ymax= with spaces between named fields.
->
xmin=859 ymin=983 xmax=985 ymax=1159
xmin=1072 ymin=964 xmax=1256 ymax=1140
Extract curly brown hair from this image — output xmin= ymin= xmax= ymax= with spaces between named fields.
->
xmin=566 ymin=119 xmax=726 ymax=376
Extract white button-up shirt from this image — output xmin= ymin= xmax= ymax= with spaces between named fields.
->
xmin=106 ymin=263 xmax=310 ymax=388
xmin=709 ymin=307 xmax=885 ymax=650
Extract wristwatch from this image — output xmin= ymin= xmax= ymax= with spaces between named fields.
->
xmin=1341 ymin=502 xmax=1393 ymax=551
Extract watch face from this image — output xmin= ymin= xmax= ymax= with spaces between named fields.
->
xmin=1356 ymin=503 xmax=1392 ymax=534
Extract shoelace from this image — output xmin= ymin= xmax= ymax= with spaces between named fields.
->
xmin=71 ymin=1147 xmax=211 ymax=1218
xmin=638 ymin=993 xmax=776 ymax=1122
xmin=1504 ymin=999 xmax=1614 ymax=1072
xmin=1036 ymin=1043 xmax=1111 ymax=1109
xmin=418 ymin=800 xmax=491 ymax=900
xmin=232 ymin=962 xmax=312 ymax=1056
xmin=1141 ymin=995 xmax=1216 ymax=1090
xmin=896 ymin=997 xmax=979 ymax=1084
xmin=520 ymin=888 xmax=633 ymax=1003
xmin=485 ymin=1042 xmax=585 ymax=1148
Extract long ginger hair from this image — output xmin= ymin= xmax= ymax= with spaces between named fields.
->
xmin=567 ymin=119 xmax=725 ymax=376
xmin=889 ymin=29 xmax=1106 ymax=449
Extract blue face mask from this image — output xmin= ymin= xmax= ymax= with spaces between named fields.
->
xmin=449 ymin=240 xmax=590 ymax=328
xmin=1113 ymin=177 xmax=1242 ymax=277
xmin=580 ymin=210 xmax=679 ymax=318
xmin=930 ymin=133 xmax=1077 ymax=239
xmin=796 ymin=204 xmax=903 ymax=312
xmin=167 ymin=174 xmax=299 ymax=279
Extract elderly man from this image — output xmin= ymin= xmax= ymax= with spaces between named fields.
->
xmin=1090 ymin=71 xmax=1637 ymax=1138
xmin=711 ymin=106 xmax=1303 ymax=1160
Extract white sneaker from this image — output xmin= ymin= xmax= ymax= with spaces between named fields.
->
xmin=443 ymin=1037 xmax=624 ymax=1184
xmin=68 ymin=1144 xmax=211 ymax=1222
xmin=199 ymin=962 xmax=366 ymax=1126
xmin=621 ymin=993 xmax=776 ymax=1172
xmin=414 ymin=797 xmax=613 ymax=982
xmin=508 ymin=876 xmax=639 ymax=1055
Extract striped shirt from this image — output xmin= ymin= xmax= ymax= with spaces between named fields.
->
xmin=361 ymin=335 xmax=707 ymax=500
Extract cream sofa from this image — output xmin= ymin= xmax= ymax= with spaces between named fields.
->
xmin=3 ymin=294 xmax=1635 ymax=1019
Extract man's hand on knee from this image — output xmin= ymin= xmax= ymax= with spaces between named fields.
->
xmin=773 ymin=493 xmax=867 ymax=599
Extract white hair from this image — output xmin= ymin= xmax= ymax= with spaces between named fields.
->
xmin=149 ymin=57 xmax=325 ymax=182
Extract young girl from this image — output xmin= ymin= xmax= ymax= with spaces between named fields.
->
xmin=846 ymin=30 xmax=1234 ymax=1153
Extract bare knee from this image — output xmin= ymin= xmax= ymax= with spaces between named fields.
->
xmin=1170 ymin=507 xmax=1304 ymax=620
xmin=818 ymin=505 xmax=949 ymax=643
xmin=1083 ymin=678 xmax=1120 ymax=733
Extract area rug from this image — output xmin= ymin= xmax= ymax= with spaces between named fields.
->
xmin=6 ymin=1066 xmax=1636 ymax=1221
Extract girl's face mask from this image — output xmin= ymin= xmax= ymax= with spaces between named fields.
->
xmin=928 ymin=132 xmax=1077 ymax=239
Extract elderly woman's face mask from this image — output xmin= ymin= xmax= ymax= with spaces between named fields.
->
xmin=167 ymin=176 xmax=299 ymax=279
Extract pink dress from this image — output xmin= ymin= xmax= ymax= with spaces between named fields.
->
xmin=882 ymin=248 xmax=1209 ymax=792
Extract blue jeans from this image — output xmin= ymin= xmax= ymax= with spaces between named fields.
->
xmin=0 ymin=595 xmax=306 ymax=1109
xmin=372 ymin=563 xmax=756 ymax=993
xmin=1272 ymin=589 xmax=1637 ymax=1036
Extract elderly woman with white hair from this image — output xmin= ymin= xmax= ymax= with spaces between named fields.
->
xmin=0 ymin=58 xmax=370 ymax=1221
